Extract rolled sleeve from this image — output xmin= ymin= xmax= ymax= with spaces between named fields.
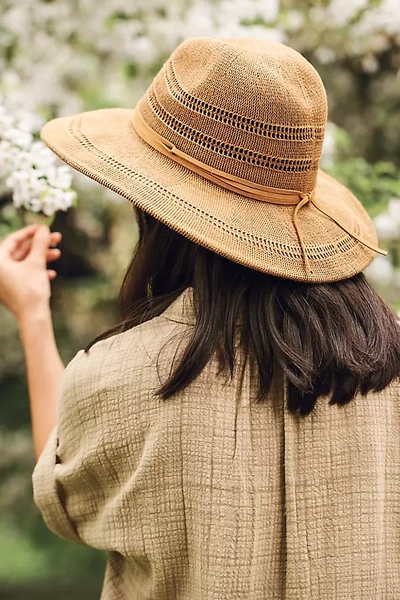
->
xmin=31 ymin=336 xmax=153 ymax=555
xmin=31 ymin=345 xmax=140 ymax=552
xmin=32 ymin=350 xmax=87 ymax=545
xmin=32 ymin=427 xmax=82 ymax=544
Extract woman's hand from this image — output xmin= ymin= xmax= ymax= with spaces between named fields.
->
xmin=0 ymin=225 xmax=64 ymax=459
xmin=0 ymin=225 xmax=62 ymax=323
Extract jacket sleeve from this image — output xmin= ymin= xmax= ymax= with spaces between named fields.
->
xmin=32 ymin=425 xmax=83 ymax=543
xmin=32 ymin=342 xmax=146 ymax=549
xmin=32 ymin=349 xmax=89 ymax=543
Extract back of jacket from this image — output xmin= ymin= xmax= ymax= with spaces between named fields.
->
xmin=33 ymin=289 xmax=400 ymax=599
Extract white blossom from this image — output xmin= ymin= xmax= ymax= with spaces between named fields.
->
xmin=374 ymin=213 xmax=399 ymax=240
xmin=361 ymin=54 xmax=379 ymax=74
xmin=374 ymin=199 xmax=400 ymax=240
xmin=314 ymin=47 xmax=336 ymax=65
xmin=2 ymin=128 xmax=33 ymax=150
xmin=0 ymin=100 xmax=77 ymax=217
xmin=365 ymin=254 xmax=394 ymax=286
xmin=0 ymin=107 xmax=15 ymax=134
xmin=325 ymin=0 xmax=368 ymax=27
xmin=284 ymin=10 xmax=304 ymax=32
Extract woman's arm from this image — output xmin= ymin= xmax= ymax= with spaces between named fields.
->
xmin=19 ymin=309 xmax=64 ymax=460
xmin=0 ymin=225 xmax=63 ymax=460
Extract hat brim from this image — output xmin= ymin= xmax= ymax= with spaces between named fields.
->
xmin=41 ymin=108 xmax=378 ymax=283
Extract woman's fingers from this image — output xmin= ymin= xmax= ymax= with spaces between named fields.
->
xmin=46 ymin=248 xmax=61 ymax=262
xmin=47 ymin=270 xmax=57 ymax=281
xmin=11 ymin=231 xmax=62 ymax=261
xmin=8 ymin=224 xmax=39 ymax=241
xmin=0 ymin=224 xmax=39 ymax=257
xmin=50 ymin=231 xmax=62 ymax=247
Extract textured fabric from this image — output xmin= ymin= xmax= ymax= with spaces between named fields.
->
xmin=33 ymin=289 xmax=400 ymax=599
xmin=40 ymin=37 xmax=381 ymax=283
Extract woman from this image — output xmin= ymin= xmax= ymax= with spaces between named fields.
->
xmin=1 ymin=38 xmax=400 ymax=599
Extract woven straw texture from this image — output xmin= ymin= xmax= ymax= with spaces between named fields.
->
xmin=41 ymin=37 xmax=380 ymax=282
xmin=33 ymin=290 xmax=400 ymax=599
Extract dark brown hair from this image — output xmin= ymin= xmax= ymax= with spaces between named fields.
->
xmin=87 ymin=209 xmax=400 ymax=415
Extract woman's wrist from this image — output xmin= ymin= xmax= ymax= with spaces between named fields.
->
xmin=17 ymin=303 xmax=63 ymax=460
xmin=18 ymin=305 xmax=53 ymax=340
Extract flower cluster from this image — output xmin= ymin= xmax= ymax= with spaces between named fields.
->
xmin=0 ymin=100 xmax=76 ymax=217
xmin=374 ymin=198 xmax=400 ymax=241
xmin=1 ymin=0 xmax=400 ymax=121
xmin=0 ymin=0 xmax=281 ymax=117
xmin=289 ymin=0 xmax=400 ymax=73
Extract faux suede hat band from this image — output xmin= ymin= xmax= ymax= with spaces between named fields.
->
xmin=41 ymin=37 xmax=385 ymax=282
xmin=131 ymin=107 xmax=386 ymax=276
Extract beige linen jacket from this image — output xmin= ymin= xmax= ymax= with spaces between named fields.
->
xmin=33 ymin=289 xmax=400 ymax=599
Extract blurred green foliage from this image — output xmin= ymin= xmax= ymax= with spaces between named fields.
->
xmin=330 ymin=158 xmax=400 ymax=217
xmin=325 ymin=127 xmax=400 ymax=217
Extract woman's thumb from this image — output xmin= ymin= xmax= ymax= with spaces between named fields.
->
xmin=28 ymin=225 xmax=51 ymax=263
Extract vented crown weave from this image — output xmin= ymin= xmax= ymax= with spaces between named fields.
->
xmin=138 ymin=38 xmax=327 ymax=193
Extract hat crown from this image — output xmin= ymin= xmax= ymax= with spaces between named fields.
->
xmin=138 ymin=37 xmax=328 ymax=194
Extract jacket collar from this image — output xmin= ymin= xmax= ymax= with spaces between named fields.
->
xmin=161 ymin=287 xmax=195 ymax=325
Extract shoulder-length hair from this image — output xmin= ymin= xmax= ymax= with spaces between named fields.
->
xmin=87 ymin=209 xmax=400 ymax=415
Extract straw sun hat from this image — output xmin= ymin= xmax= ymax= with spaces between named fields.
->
xmin=41 ymin=37 xmax=386 ymax=282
